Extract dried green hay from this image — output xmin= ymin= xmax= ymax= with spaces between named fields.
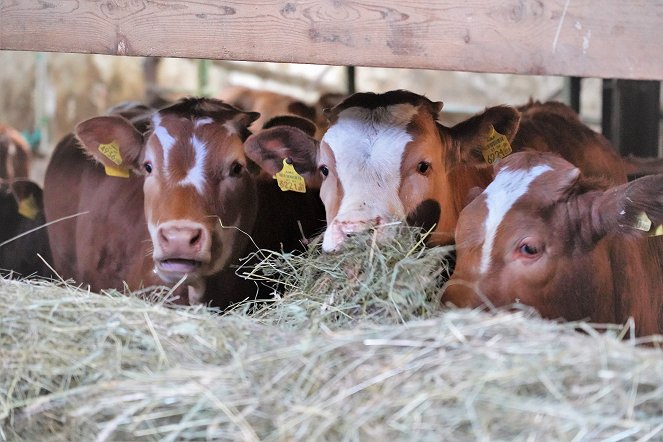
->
xmin=233 ymin=224 xmax=454 ymax=328
xmin=1 ymin=225 xmax=663 ymax=441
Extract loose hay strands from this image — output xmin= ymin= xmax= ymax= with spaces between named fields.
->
xmin=233 ymin=224 xmax=454 ymax=328
xmin=1 ymin=226 xmax=663 ymax=441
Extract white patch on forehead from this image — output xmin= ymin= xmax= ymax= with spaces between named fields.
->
xmin=322 ymin=104 xmax=418 ymax=219
xmin=480 ymin=164 xmax=552 ymax=274
xmin=151 ymin=113 xmax=175 ymax=170
xmin=179 ymin=135 xmax=208 ymax=194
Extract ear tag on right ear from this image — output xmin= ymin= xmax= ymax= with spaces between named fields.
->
xmin=18 ymin=194 xmax=40 ymax=220
xmin=274 ymin=158 xmax=306 ymax=193
xmin=634 ymin=211 xmax=663 ymax=236
xmin=634 ymin=212 xmax=652 ymax=232
xmin=481 ymin=125 xmax=512 ymax=164
xmin=98 ymin=141 xmax=130 ymax=178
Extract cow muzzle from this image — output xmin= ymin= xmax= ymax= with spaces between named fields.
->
xmin=152 ymin=220 xmax=211 ymax=283
xmin=322 ymin=216 xmax=389 ymax=252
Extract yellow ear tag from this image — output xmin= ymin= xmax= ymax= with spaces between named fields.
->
xmin=481 ymin=125 xmax=512 ymax=164
xmin=633 ymin=211 xmax=663 ymax=236
xmin=98 ymin=141 xmax=123 ymax=166
xmin=104 ymin=164 xmax=130 ymax=178
xmin=274 ymin=158 xmax=306 ymax=193
xmin=98 ymin=141 xmax=130 ymax=178
xmin=18 ymin=194 xmax=40 ymax=220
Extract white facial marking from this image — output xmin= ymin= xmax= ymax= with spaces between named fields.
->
xmin=179 ymin=134 xmax=208 ymax=194
xmin=152 ymin=113 xmax=175 ymax=173
xmin=480 ymin=165 xmax=552 ymax=274
xmin=322 ymin=104 xmax=418 ymax=220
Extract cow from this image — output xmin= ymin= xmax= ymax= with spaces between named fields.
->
xmin=44 ymin=98 xmax=325 ymax=308
xmin=0 ymin=123 xmax=31 ymax=180
xmin=441 ymin=151 xmax=663 ymax=337
xmin=218 ymin=86 xmax=345 ymax=139
xmin=245 ymin=89 xmax=640 ymax=252
xmin=0 ymin=179 xmax=53 ymax=279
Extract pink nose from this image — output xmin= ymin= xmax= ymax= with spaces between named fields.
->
xmin=157 ymin=223 xmax=206 ymax=257
xmin=337 ymin=216 xmax=383 ymax=238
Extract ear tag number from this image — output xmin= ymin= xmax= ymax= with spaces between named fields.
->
xmin=98 ymin=141 xmax=130 ymax=178
xmin=481 ymin=125 xmax=512 ymax=164
xmin=634 ymin=211 xmax=663 ymax=237
xmin=274 ymin=158 xmax=306 ymax=193
xmin=98 ymin=141 xmax=123 ymax=165
xmin=18 ymin=194 xmax=40 ymax=220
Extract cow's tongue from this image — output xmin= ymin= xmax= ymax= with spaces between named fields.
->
xmin=159 ymin=259 xmax=200 ymax=273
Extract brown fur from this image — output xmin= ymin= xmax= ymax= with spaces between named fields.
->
xmin=444 ymin=151 xmax=663 ymax=337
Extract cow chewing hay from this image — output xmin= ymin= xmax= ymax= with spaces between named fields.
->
xmin=233 ymin=224 xmax=454 ymax=328
xmin=1 ymin=227 xmax=663 ymax=441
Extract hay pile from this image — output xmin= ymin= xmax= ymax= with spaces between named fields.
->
xmin=2 ymin=227 xmax=663 ymax=441
xmin=235 ymin=225 xmax=453 ymax=328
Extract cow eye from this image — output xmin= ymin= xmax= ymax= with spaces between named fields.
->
xmin=143 ymin=161 xmax=153 ymax=174
xmin=417 ymin=161 xmax=431 ymax=175
xmin=230 ymin=161 xmax=244 ymax=177
xmin=518 ymin=242 xmax=541 ymax=257
xmin=319 ymin=165 xmax=329 ymax=178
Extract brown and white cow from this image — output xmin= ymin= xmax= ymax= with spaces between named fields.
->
xmin=442 ymin=151 xmax=663 ymax=336
xmin=0 ymin=123 xmax=31 ymax=180
xmin=0 ymin=179 xmax=53 ymax=279
xmin=44 ymin=98 xmax=325 ymax=308
xmin=247 ymin=90 xmax=638 ymax=252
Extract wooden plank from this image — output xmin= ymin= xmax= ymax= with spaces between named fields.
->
xmin=0 ymin=1 xmax=661 ymax=80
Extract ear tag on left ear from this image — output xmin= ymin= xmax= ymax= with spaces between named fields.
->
xmin=18 ymin=194 xmax=40 ymax=220
xmin=274 ymin=158 xmax=306 ymax=193
xmin=98 ymin=141 xmax=123 ymax=165
xmin=104 ymin=165 xmax=130 ymax=178
xmin=98 ymin=141 xmax=130 ymax=178
xmin=481 ymin=125 xmax=512 ymax=164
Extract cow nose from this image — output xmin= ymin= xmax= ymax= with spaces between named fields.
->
xmin=158 ymin=223 xmax=205 ymax=255
xmin=440 ymin=279 xmax=481 ymax=308
xmin=338 ymin=216 xmax=383 ymax=238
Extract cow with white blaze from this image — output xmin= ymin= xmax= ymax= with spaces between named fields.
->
xmin=442 ymin=151 xmax=663 ymax=337
xmin=45 ymin=98 xmax=325 ymax=307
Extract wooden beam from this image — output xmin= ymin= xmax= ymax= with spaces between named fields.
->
xmin=1 ymin=1 xmax=661 ymax=80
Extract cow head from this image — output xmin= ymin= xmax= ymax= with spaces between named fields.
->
xmin=244 ymin=90 xmax=520 ymax=251
xmin=75 ymin=98 xmax=260 ymax=302
xmin=442 ymin=151 xmax=663 ymax=326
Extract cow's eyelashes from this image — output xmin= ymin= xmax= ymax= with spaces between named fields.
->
xmin=417 ymin=161 xmax=431 ymax=175
xmin=319 ymin=165 xmax=329 ymax=178
xmin=517 ymin=240 xmax=543 ymax=258
xmin=229 ymin=161 xmax=244 ymax=177
xmin=143 ymin=161 xmax=153 ymax=174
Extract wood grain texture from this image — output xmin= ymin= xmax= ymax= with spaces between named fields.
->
xmin=0 ymin=0 xmax=661 ymax=79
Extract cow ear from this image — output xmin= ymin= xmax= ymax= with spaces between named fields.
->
xmin=231 ymin=111 xmax=260 ymax=130
xmin=262 ymin=115 xmax=317 ymax=137
xmin=450 ymin=105 xmax=521 ymax=166
xmin=75 ymin=115 xmax=144 ymax=171
xmin=244 ymin=124 xmax=320 ymax=187
xmin=592 ymin=174 xmax=663 ymax=239
xmin=464 ymin=186 xmax=485 ymax=209
xmin=10 ymin=180 xmax=44 ymax=221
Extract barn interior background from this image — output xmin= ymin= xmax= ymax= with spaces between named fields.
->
xmin=2 ymin=51 xmax=661 ymax=186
